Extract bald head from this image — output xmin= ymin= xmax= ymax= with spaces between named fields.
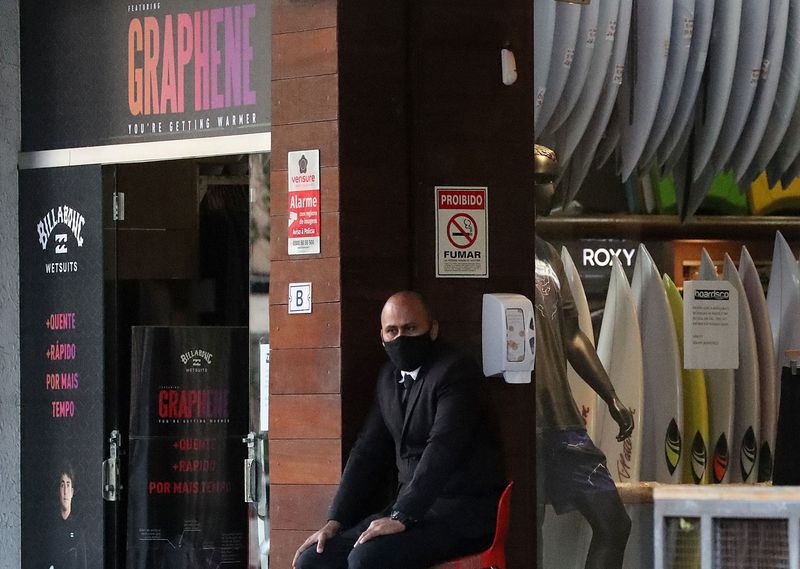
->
xmin=380 ymin=291 xmax=438 ymax=343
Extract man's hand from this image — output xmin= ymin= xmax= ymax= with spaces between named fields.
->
xmin=292 ymin=520 xmax=342 ymax=568
xmin=354 ymin=517 xmax=407 ymax=547
xmin=609 ymin=397 xmax=634 ymax=442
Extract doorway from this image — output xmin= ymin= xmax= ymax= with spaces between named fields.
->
xmin=105 ymin=154 xmax=270 ymax=568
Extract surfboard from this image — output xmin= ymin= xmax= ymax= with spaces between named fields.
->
xmin=730 ymin=0 xmax=792 ymax=183
xmin=685 ymin=0 xmax=769 ymax=218
xmin=552 ymin=0 xmax=622 ymax=165
xmin=744 ymin=0 xmax=800 ymax=185
xmin=562 ymin=0 xmax=633 ymax=203
xmin=542 ymin=508 xmax=589 ymax=569
xmin=535 ymin=1 xmax=582 ymax=139
xmin=689 ymin=0 xmax=742 ymax=181
xmin=664 ymin=274 xmax=711 ymax=484
xmin=767 ymin=231 xmax=800 ymax=372
xmin=780 ymin=152 xmax=800 ymax=188
xmin=698 ymin=249 xmax=735 ymax=484
xmin=544 ymin=0 xmax=601 ymax=136
xmin=638 ymin=0 xmax=696 ymax=171
xmin=702 ymin=0 xmax=770 ymax=176
xmin=723 ymin=253 xmax=761 ymax=484
xmin=631 ymin=244 xmax=683 ymax=483
xmin=617 ymin=0 xmax=674 ymax=181
xmin=561 ymin=247 xmax=600 ymax=439
xmin=657 ymin=0 xmax=715 ymax=169
xmin=766 ymin=93 xmax=800 ymax=187
xmin=534 ymin=0 xmax=557 ymax=132
xmin=595 ymin=114 xmax=621 ymax=171
xmin=596 ymin=258 xmax=644 ymax=484
xmin=739 ymin=246 xmax=778 ymax=482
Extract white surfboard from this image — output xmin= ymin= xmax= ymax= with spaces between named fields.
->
xmin=595 ymin=113 xmax=621 ymax=171
xmin=689 ymin=0 xmax=742 ymax=181
xmin=702 ymin=0 xmax=770 ymax=177
xmin=544 ymin=0 xmax=601 ymax=136
xmin=596 ymin=258 xmax=644 ymax=484
xmin=767 ymin=231 xmax=800 ymax=371
xmin=723 ymin=254 xmax=761 ymax=484
xmin=638 ymin=0 xmax=696 ymax=171
xmin=739 ymin=246 xmax=778 ymax=481
xmin=561 ymin=247 xmax=599 ymax=439
xmin=729 ymin=0 xmax=791 ymax=182
xmin=617 ymin=0 xmax=674 ymax=181
xmin=699 ymin=249 xmax=735 ymax=483
xmin=780 ymin=152 xmax=800 ymax=188
xmin=552 ymin=0 xmax=622 ymax=165
xmin=658 ymin=0 xmax=715 ymax=168
xmin=535 ymin=1 xmax=582 ymax=139
xmin=686 ymin=0 xmax=770 ymax=218
xmin=766 ymin=91 xmax=800 ymax=186
xmin=742 ymin=0 xmax=800 ymax=185
xmin=631 ymin=244 xmax=683 ymax=483
xmin=534 ymin=0 xmax=557 ymax=132
xmin=563 ymin=0 xmax=634 ymax=203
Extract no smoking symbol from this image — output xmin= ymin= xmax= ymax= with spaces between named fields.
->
xmin=447 ymin=213 xmax=478 ymax=249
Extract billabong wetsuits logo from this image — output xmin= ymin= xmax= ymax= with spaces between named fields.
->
xmin=36 ymin=205 xmax=86 ymax=274
xmin=180 ymin=349 xmax=214 ymax=373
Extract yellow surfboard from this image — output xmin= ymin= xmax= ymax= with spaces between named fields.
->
xmin=664 ymin=275 xmax=711 ymax=485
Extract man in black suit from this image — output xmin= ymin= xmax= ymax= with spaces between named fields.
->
xmin=293 ymin=291 xmax=504 ymax=569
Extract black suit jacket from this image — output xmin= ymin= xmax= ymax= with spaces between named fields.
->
xmin=329 ymin=341 xmax=504 ymax=538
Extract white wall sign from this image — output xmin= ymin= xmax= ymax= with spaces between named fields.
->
xmin=287 ymin=149 xmax=321 ymax=255
xmin=259 ymin=342 xmax=269 ymax=432
xmin=435 ymin=186 xmax=488 ymax=278
xmin=683 ymin=280 xmax=739 ymax=369
xmin=288 ymin=282 xmax=312 ymax=314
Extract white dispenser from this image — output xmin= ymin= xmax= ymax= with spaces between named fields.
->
xmin=481 ymin=293 xmax=535 ymax=384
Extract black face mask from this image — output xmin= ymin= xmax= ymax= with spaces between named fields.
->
xmin=383 ymin=333 xmax=435 ymax=371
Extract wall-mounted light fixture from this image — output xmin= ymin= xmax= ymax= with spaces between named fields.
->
xmin=501 ymin=48 xmax=517 ymax=86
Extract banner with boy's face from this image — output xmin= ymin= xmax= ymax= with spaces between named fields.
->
xmin=20 ymin=0 xmax=270 ymax=151
xmin=126 ymin=326 xmax=249 ymax=569
xmin=19 ymin=166 xmax=105 ymax=569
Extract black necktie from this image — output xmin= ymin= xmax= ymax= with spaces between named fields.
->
xmin=400 ymin=374 xmax=414 ymax=410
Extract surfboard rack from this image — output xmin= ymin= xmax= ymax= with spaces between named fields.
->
xmin=537 ymin=215 xmax=800 ymax=240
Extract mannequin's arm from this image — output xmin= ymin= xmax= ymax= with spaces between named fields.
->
xmin=565 ymin=325 xmax=634 ymax=441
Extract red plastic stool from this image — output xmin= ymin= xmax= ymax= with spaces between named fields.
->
xmin=430 ymin=481 xmax=513 ymax=569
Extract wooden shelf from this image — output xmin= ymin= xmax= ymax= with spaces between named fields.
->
xmin=536 ymin=215 xmax=800 ymax=241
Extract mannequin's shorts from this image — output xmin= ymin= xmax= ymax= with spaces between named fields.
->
xmin=537 ymin=429 xmax=617 ymax=514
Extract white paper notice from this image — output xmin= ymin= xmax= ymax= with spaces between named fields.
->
xmin=683 ymin=280 xmax=739 ymax=369
xmin=259 ymin=342 xmax=270 ymax=432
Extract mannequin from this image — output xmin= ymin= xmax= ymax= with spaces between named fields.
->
xmin=533 ymin=144 xmax=633 ymax=569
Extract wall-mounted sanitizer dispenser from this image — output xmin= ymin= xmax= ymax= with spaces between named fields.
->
xmin=482 ymin=293 xmax=535 ymax=384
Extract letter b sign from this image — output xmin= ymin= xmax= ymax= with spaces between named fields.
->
xmin=288 ymin=282 xmax=313 ymax=314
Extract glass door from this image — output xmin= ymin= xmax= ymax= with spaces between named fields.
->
xmin=105 ymin=154 xmax=270 ymax=568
